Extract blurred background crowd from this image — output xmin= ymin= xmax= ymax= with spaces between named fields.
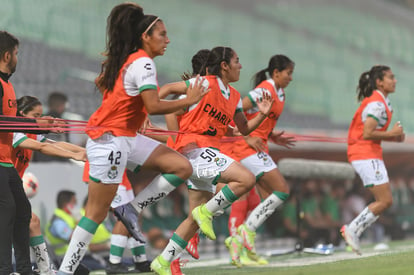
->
xmin=4 ymin=0 xmax=414 ymax=266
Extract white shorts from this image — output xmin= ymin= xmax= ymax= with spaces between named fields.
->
xmin=351 ymin=159 xmax=389 ymax=187
xmin=126 ymin=134 xmax=161 ymax=172
xmin=185 ymin=147 xmax=234 ymax=193
xmin=111 ymin=185 xmax=134 ymax=208
xmin=240 ymin=151 xmax=277 ymax=179
xmin=87 ymin=133 xmax=161 ymax=184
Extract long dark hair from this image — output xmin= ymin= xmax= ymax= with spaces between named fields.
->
xmin=97 ymin=4 xmax=163 ymax=93
xmin=17 ymin=96 xmax=42 ymax=116
xmin=203 ymin=46 xmax=234 ymax=78
xmin=356 ymin=65 xmax=390 ymax=102
xmin=252 ymin=54 xmax=294 ymax=88
xmin=181 ymin=49 xmax=210 ymax=80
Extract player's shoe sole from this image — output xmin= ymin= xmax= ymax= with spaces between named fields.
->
xmin=114 ymin=203 xmax=146 ymax=243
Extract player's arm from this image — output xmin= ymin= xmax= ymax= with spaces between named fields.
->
xmin=18 ymin=138 xmax=86 ymax=161
xmin=142 ymin=76 xmax=208 ymax=115
xmin=44 ymin=139 xmax=86 ymax=153
xmin=363 ymin=117 xmax=404 ymax=141
xmin=159 ymin=82 xmax=187 ymax=99
xmin=242 ymin=95 xmax=254 ymax=111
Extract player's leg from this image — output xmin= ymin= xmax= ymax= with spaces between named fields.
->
xmin=341 ymin=159 xmax=389 ymax=254
xmin=114 ymin=136 xmax=191 ymax=240
xmin=241 ymin=168 xmax=289 ymax=247
xmin=192 ymin=152 xmax=255 ymax=241
xmin=58 ymin=135 xmax=128 ymax=274
xmin=151 ymin=189 xmax=212 ymax=274
xmin=30 ymin=213 xmax=54 ymax=275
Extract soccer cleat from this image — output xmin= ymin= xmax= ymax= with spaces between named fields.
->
xmin=134 ymin=260 xmax=151 ymax=272
xmin=170 ymin=258 xmax=186 ymax=275
xmin=114 ymin=203 xmax=146 ymax=243
xmin=239 ymin=247 xmax=259 ymax=266
xmin=238 ymin=224 xmax=256 ymax=252
xmin=73 ymin=263 xmax=90 ymax=275
xmin=105 ymin=262 xmax=135 ymax=274
xmin=186 ymin=232 xmax=200 ymax=259
xmin=192 ymin=204 xmax=216 ymax=240
xmin=224 ymin=236 xmax=242 ymax=267
xmin=245 ymin=249 xmax=269 ymax=265
xmin=341 ymin=225 xmax=361 ymax=255
xmin=151 ymin=256 xmax=172 ymax=275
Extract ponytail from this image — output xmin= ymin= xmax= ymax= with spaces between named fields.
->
xmin=252 ymin=54 xmax=294 ymax=88
xmin=356 ymin=65 xmax=390 ymax=102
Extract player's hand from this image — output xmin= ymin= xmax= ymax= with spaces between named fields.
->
xmin=73 ymin=150 xmax=87 ymax=162
xmin=244 ymin=136 xmax=266 ymax=152
xmin=139 ymin=117 xmax=152 ymax=134
xmin=270 ymin=131 xmax=296 ymax=149
xmin=185 ymin=75 xmax=210 ymax=105
xmin=256 ymin=91 xmax=274 ymax=117
xmin=391 ymin=121 xmax=405 ymax=142
xmin=37 ymin=116 xmax=64 ymax=133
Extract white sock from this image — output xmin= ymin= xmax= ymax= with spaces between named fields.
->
xmin=245 ymin=193 xmax=285 ymax=231
xmin=160 ymin=233 xmax=187 ymax=262
xmin=109 ymin=234 xmax=128 ymax=264
xmin=349 ymin=207 xmax=379 ymax=237
xmin=58 ymin=217 xmax=98 ymax=274
xmin=128 ymin=237 xmax=147 ymax=262
xmin=205 ymin=185 xmax=238 ymax=214
xmin=130 ymin=174 xmax=184 ymax=213
xmin=30 ymin=235 xmax=52 ymax=273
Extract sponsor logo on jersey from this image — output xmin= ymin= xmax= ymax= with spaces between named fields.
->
xmin=203 ymin=103 xmax=231 ymax=125
xmin=8 ymin=99 xmax=17 ymax=108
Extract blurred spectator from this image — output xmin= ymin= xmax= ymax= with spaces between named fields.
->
xmin=320 ymin=180 xmax=346 ymax=245
xmin=32 ymin=91 xmax=86 ymax=161
xmin=44 ymin=190 xmax=107 ymax=270
xmin=44 ymin=190 xmax=79 ymax=265
xmin=282 ymin=179 xmax=339 ymax=247
xmin=341 ymin=181 xmax=367 ymax=226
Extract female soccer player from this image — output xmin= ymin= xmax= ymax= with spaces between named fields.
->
xmin=341 ymin=65 xmax=404 ymax=255
xmin=222 ymin=54 xmax=295 ymax=266
xmin=57 ymin=3 xmax=207 ymax=274
xmin=150 ymin=46 xmax=274 ymax=274
xmin=12 ymin=95 xmax=86 ymax=274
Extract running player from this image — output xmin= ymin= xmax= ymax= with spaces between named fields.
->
xmin=150 ymin=46 xmax=274 ymax=275
xmin=56 ymin=3 xmax=207 ymax=274
xmin=222 ymin=54 xmax=295 ymax=266
xmin=12 ymin=95 xmax=86 ymax=275
xmin=341 ymin=65 xmax=404 ymax=254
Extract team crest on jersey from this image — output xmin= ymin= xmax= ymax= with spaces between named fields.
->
xmin=375 ymin=170 xmax=383 ymax=181
xmin=215 ymin=157 xmax=227 ymax=167
xmin=108 ymin=166 xmax=118 ymax=179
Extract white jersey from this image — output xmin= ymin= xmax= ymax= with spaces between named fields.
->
xmin=12 ymin=132 xmax=46 ymax=147
xmin=123 ymin=56 xmax=158 ymax=96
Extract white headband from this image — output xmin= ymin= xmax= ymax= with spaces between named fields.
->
xmin=144 ymin=17 xmax=160 ymax=35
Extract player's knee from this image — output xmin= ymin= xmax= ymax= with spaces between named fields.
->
xmin=382 ymin=196 xmax=393 ymax=210
xmin=173 ymin=159 xmax=193 ymax=179
xmin=242 ymin=172 xmax=256 ymax=191
xmin=279 ymin=183 xmax=290 ymax=194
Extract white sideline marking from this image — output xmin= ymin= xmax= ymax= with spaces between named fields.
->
xmin=184 ymin=244 xmax=414 ymax=269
